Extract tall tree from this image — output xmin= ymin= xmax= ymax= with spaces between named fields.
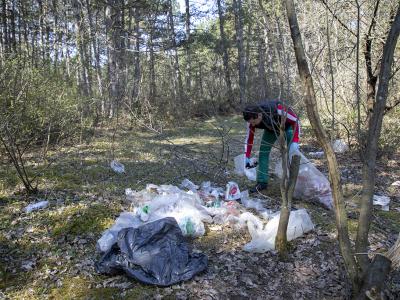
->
xmin=233 ymin=0 xmax=245 ymax=104
xmin=283 ymin=0 xmax=400 ymax=296
xmin=217 ymin=0 xmax=234 ymax=107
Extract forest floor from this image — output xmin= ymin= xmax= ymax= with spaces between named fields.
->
xmin=1 ymin=115 xmax=399 ymax=299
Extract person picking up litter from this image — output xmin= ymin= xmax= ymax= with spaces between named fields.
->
xmin=243 ymin=100 xmax=300 ymax=194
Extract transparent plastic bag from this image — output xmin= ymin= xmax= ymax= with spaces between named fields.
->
xmin=332 ymin=139 xmax=349 ymax=153
xmin=97 ymin=212 xmax=142 ymax=252
xmin=243 ymin=209 xmax=314 ymax=253
xmin=234 ymin=154 xmax=257 ymax=181
xmin=180 ymin=179 xmax=199 ymax=192
xmin=110 ymin=160 xmax=125 ymax=173
xmin=24 ymin=200 xmax=49 ymax=213
xmin=274 ymin=150 xmax=333 ymax=209
xmin=373 ymin=195 xmax=390 ymax=211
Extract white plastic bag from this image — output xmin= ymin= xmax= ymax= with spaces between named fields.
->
xmin=225 ymin=181 xmax=241 ymax=201
xmin=97 ymin=212 xmax=142 ymax=252
xmin=308 ymin=151 xmax=324 ymax=158
xmin=110 ymin=160 xmax=125 ymax=173
xmin=274 ymin=150 xmax=333 ymax=209
xmin=180 ymin=179 xmax=199 ymax=192
xmin=240 ymin=190 xmax=273 ymax=219
xmin=234 ymin=154 xmax=257 ymax=181
xmin=373 ymin=195 xmax=390 ymax=211
xmin=243 ymin=209 xmax=314 ymax=253
xmin=332 ymin=139 xmax=349 ymax=153
xmin=24 ymin=200 xmax=49 ymax=213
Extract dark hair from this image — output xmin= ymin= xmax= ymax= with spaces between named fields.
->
xmin=242 ymin=104 xmax=260 ymax=121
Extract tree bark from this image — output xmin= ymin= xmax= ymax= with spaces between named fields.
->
xmin=184 ymin=0 xmax=191 ymax=95
xmin=283 ymin=0 xmax=360 ymax=290
xmin=217 ymin=0 xmax=234 ymax=108
xmin=131 ymin=7 xmax=141 ymax=105
xmin=356 ymin=4 xmax=400 ymax=274
xmin=168 ymin=0 xmax=184 ymax=107
xmin=233 ymin=0 xmax=245 ymax=105
xmin=276 ymin=153 xmax=300 ymax=259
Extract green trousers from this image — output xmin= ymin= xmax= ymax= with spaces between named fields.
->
xmin=257 ymin=128 xmax=293 ymax=184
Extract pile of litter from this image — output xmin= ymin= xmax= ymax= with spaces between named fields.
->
xmin=96 ymin=180 xmax=315 ymax=285
xmin=234 ymin=151 xmax=334 ymax=209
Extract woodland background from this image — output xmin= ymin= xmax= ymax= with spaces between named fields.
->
xmin=0 ymin=0 xmax=400 ymax=298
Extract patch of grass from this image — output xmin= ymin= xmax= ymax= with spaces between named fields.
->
xmin=375 ymin=210 xmax=400 ymax=232
xmin=49 ymin=203 xmax=117 ymax=237
xmin=347 ymin=219 xmax=359 ymax=238
xmin=49 ymin=276 xmax=155 ymax=300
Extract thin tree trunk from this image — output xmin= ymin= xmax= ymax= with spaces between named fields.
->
xmin=257 ymin=26 xmax=267 ymax=100
xmin=217 ymin=0 xmax=234 ymax=108
xmin=10 ymin=0 xmax=16 ymax=53
xmin=276 ymin=152 xmax=300 ymax=259
xmin=185 ymin=0 xmax=191 ymax=95
xmin=233 ymin=0 xmax=245 ymax=104
xmin=283 ymin=0 xmax=360 ymax=290
xmin=326 ymin=12 xmax=335 ymax=135
xmin=2 ymin=0 xmax=9 ymax=54
xmin=168 ymin=0 xmax=183 ymax=107
xmin=131 ymin=7 xmax=141 ymax=104
xmin=148 ymin=17 xmax=156 ymax=104
xmin=356 ymin=3 xmax=400 ymax=276
xmin=355 ymin=0 xmax=361 ymax=142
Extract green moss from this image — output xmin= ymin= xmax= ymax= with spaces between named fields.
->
xmin=50 ymin=204 xmax=116 ymax=237
xmin=375 ymin=210 xmax=400 ymax=232
xmin=49 ymin=277 xmax=155 ymax=299
xmin=347 ymin=219 xmax=358 ymax=237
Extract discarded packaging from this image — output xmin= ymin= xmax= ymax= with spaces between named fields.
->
xmin=110 ymin=160 xmax=125 ymax=173
xmin=24 ymin=200 xmax=49 ymax=213
xmin=240 ymin=190 xmax=273 ymax=219
xmin=332 ymin=139 xmax=349 ymax=153
xmin=274 ymin=150 xmax=333 ymax=209
xmin=180 ymin=179 xmax=199 ymax=192
xmin=234 ymin=154 xmax=257 ymax=181
xmin=391 ymin=181 xmax=400 ymax=187
xmin=225 ymin=181 xmax=241 ymax=201
xmin=96 ymin=217 xmax=208 ymax=286
xmin=97 ymin=212 xmax=142 ymax=252
xmin=308 ymin=151 xmax=324 ymax=158
xmin=243 ymin=209 xmax=314 ymax=253
xmin=373 ymin=195 xmax=390 ymax=211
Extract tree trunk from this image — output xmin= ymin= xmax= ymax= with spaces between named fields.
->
xmin=217 ymin=0 xmax=234 ymax=108
xmin=283 ymin=0 xmax=360 ymax=290
xmin=131 ymin=7 xmax=141 ymax=105
xmin=356 ymin=3 xmax=400 ymax=276
xmin=148 ymin=17 xmax=156 ymax=105
xmin=233 ymin=0 xmax=245 ymax=105
xmin=257 ymin=26 xmax=267 ymax=100
xmin=168 ymin=0 xmax=184 ymax=107
xmin=72 ymin=0 xmax=90 ymax=97
xmin=2 ymin=0 xmax=9 ymax=54
xmin=184 ymin=0 xmax=191 ymax=95
xmin=276 ymin=153 xmax=300 ymax=259
xmin=355 ymin=254 xmax=391 ymax=300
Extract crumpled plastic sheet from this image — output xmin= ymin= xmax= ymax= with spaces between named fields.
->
xmin=96 ymin=217 xmax=208 ymax=286
xmin=110 ymin=160 xmax=125 ymax=173
xmin=234 ymin=154 xmax=257 ymax=181
xmin=373 ymin=195 xmax=391 ymax=211
xmin=274 ymin=150 xmax=333 ymax=209
xmin=332 ymin=139 xmax=349 ymax=153
xmin=243 ymin=209 xmax=314 ymax=253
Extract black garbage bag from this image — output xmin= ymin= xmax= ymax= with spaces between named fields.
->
xmin=96 ymin=217 xmax=208 ymax=286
